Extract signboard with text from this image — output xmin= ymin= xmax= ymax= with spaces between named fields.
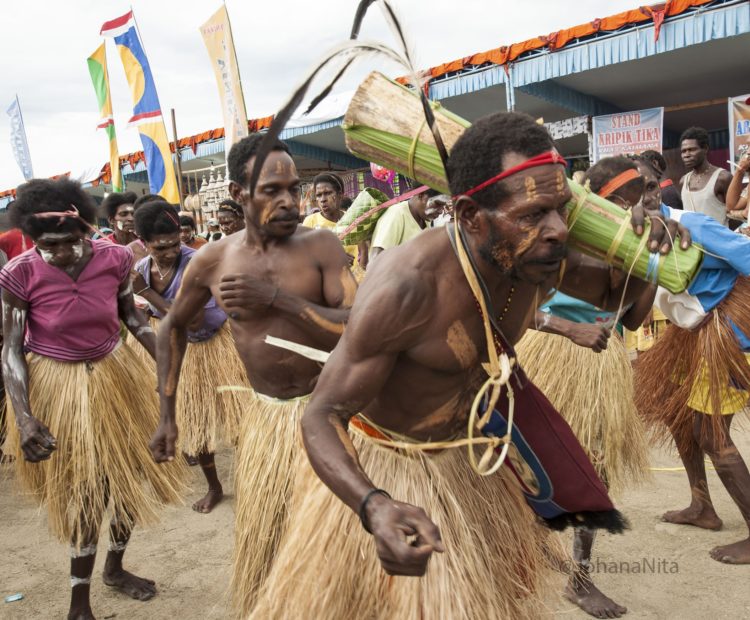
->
xmin=728 ymin=94 xmax=750 ymax=166
xmin=592 ymin=107 xmax=664 ymax=163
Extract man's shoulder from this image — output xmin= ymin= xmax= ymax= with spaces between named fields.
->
xmin=362 ymin=229 xmax=446 ymax=294
xmin=292 ymin=224 xmax=339 ymax=248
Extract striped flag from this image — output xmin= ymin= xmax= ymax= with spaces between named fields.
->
xmin=100 ymin=11 xmax=179 ymax=203
xmin=7 ymin=96 xmax=34 ymax=180
xmin=87 ymin=44 xmax=123 ymax=192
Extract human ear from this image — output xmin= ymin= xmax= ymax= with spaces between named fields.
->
xmin=454 ymin=196 xmax=481 ymax=233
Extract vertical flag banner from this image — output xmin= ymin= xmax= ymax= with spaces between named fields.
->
xmin=100 ymin=11 xmax=179 ymax=203
xmin=87 ymin=44 xmax=123 ymax=192
xmin=591 ymin=107 xmax=664 ymax=163
xmin=7 ymin=96 xmax=34 ymax=180
xmin=199 ymin=5 xmax=249 ymax=157
xmin=728 ymin=94 xmax=750 ymax=165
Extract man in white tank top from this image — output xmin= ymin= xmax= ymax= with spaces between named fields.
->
xmin=680 ymin=126 xmax=732 ymax=225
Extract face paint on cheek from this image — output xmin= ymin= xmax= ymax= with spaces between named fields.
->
xmin=117 ymin=221 xmax=125 ymax=231
xmin=72 ymin=241 xmax=83 ymax=259
xmin=38 ymin=249 xmax=54 ymax=263
xmin=513 ymin=227 xmax=541 ymax=259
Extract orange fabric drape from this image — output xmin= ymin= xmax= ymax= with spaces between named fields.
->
xmin=408 ymin=0 xmax=714 ymax=83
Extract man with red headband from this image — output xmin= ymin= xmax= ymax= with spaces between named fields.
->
xmin=249 ymin=112 xmax=690 ymax=619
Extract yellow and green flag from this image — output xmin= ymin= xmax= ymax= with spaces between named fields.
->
xmin=87 ymin=43 xmax=123 ymax=192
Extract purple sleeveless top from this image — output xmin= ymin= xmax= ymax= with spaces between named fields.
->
xmin=135 ymin=245 xmax=227 ymax=342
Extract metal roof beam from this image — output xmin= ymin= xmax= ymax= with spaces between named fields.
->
xmin=518 ymin=80 xmax=621 ymax=117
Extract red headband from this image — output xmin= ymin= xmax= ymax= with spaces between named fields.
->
xmin=461 ymin=151 xmax=568 ymax=198
xmin=33 ymin=206 xmax=104 ymax=238
xmin=597 ymin=169 xmax=641 ymax=198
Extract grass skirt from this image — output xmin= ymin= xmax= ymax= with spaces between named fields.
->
xmin=516 ymin=330 xmax=650 ymax=497
xmin=231 ymin=392 xmax=309 ymax=618
xmin=248 ymin=431 xmax=559 ymax=620
xmin=6 ymin=343 xmax=187 ymax=547
xmin=635 ymin=276 xmax=750 ymax=452
xmin=128 ymin=321 xmax=250 ymax=454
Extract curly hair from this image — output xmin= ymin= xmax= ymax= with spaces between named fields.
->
xmin=10 ymin=178 xmax=97 ymax=238
xmin=680 ymin=126 xmax=709 ymax=150
xmin=101 ymin=191 xmax=138 ymax=220
xmin=312 ymin=172 xmax=345 ymax=194
xmin=217 ymin=199 xmax=243 ymax=217
xmin=179 ymin=214 xmax=197 ymax=230
xmin=446 ymin=111 xmax=554 ymax=208
xmin=583 ymin=156 xmax=640 ymax=196
xmin=133 ymin=201 xmax=180 ymax=241
xmin=227 ymin=133 xmax=291 ymax=187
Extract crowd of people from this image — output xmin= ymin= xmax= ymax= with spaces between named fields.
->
xmin=1 ymin=115 xmax=749 ymax=620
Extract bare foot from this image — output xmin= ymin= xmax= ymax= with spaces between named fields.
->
xmin=67 ymin=607 xmax=95 ymax=620
xmin=102 ymin=567 xmax=157 ymax=601
xmin=709 ymin=538 xmax=750 ymax=564
xmin=192 ymin=488 xmax=223 ymax=514
xmin=565 ymin=575 xmax=628 ymax=619
xmin=662 ymin=506 xmax=722 ymax=530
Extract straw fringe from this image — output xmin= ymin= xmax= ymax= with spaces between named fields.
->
xmin=635 ymin=277 xmax=750 ymax=453
xmin=249 ymin=432 xmax=562 ymax=620
xmin=516 ymin=330 xmax=650 ymax=497
xmin=5 ymin=344 xmax=188 ymax=548
xmin=231 ymin=393 xmax=308 ymax=618
xmin=128 ymin=320 xmax=250 ymax=454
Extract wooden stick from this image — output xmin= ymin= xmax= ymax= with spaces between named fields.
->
xmin=170 ymin=108 xmax=185 ymax=209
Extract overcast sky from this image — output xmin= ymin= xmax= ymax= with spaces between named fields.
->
xmin=0 ymin=0 xmax=639 ymax=190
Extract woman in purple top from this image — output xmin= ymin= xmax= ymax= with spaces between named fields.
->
xmin=0 ymin=178 xmax=186 ymax=620
xmin=133 ymin=201 xmax=249 ymax=514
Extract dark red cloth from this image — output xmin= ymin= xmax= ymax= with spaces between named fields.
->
xmin=482 ymin=367 xmax=625 ymax=531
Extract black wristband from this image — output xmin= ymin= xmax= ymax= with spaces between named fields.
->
xmin=358 ymin=488 xmax=391 ymax=534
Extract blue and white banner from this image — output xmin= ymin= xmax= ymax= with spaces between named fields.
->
xmin=7 ymin=96 xmax=34 ymax=180
xmin=592 ymin=107 xmax=663 ymax=163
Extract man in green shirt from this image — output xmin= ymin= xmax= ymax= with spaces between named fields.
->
xmin=369 ymin=188 xmax=441 ymax=262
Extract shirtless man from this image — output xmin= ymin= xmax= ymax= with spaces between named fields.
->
xmin=248 ymin=111 xmax=689 ymax=619
xmin=148 ymin=133 xmax=356 ymax=616
xmin=680 ymin=126 xmax=732 ymax=224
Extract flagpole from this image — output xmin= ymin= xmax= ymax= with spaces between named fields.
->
xmin=223 ymin=1 xmax=247 ymax=180
xmin=170 ymin=108 xmax=185 ymax=210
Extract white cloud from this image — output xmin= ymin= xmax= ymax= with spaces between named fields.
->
xmin=0 ymin=0 xmax=639 ymax=190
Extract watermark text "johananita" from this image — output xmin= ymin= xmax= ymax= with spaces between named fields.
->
xmin=590 ymin=557 xmax=679 ymax=574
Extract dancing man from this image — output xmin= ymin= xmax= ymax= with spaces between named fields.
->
xmin=636 ymin=156 xmax=750 ymax=564
xmin=249 ymin=112 xmax=688 ymax=618
xmin=518 ymin=156 xmax=657 ymax=618
xmin=148 ymin=134 xmax=356 ymax=616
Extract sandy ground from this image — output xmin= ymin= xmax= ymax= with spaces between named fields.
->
xmin=2 ymin=432 xmax=750 ymax=620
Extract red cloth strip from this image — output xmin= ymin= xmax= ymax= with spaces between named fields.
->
xmin=461 ymin=151 xmax=568 ymax=199
xmin=598 ymin=169 xmax=641 ymax=198
xmin=100 ymin=11 xmax=133 ymax=35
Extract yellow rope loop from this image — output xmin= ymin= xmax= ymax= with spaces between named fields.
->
xmin=451 ymin=218 xmax=518 ymax=476
xmin=467 ymin=374 xmax=515 ymax=476
xmin=407 ymin=117 xmax=428 ymax=180
xmin=606 ymin=210 xmax=633 ymax=263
